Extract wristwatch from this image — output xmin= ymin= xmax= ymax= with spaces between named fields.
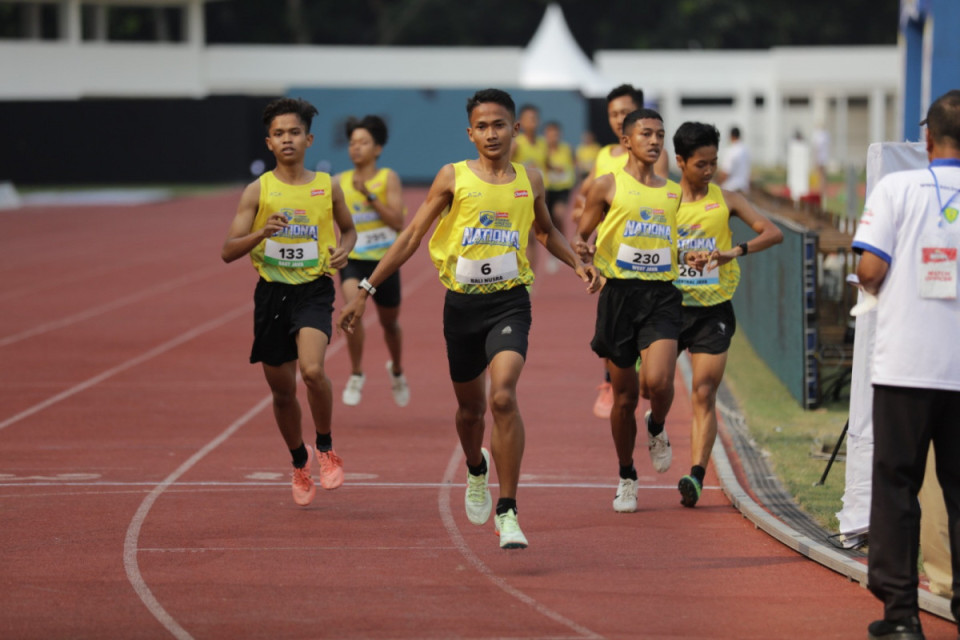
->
xmin=358 ymin=278 xmax=377 ymax=295
xmin=366 ymin=192 xmax=377 ymax=202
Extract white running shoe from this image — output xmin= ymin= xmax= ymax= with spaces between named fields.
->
xmin=464 ymin=448 xmax=492 ymax=525
xmin=646 ymin=410 xmax=672 ymax=473
xmin=385 ymin=361 xmax=410 ymax=407
xmin=494 ymin=508 xmax=528 ymax=549
xmin=613 ymin=477 xmax=638 ymax=512
xmin=342 ymin=373 xmax=365 ymax=406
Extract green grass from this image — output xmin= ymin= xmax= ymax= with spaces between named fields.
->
xmin=722 ymin=331 xmax=849 ymax=532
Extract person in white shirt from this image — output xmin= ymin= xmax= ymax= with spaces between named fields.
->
xmin=852 ymin=89 xmax=960 ymax=640
xmin=717 ymin=126 xmax=751 ymax=193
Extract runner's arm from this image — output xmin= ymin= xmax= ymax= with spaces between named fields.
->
xmin=704 ymin=189 xmax=784 ymax=269
xmin=529 ymin=168 xmax=599 ymax=291
xmin=329 ymin=182 xmax=357 ymax=269
xmin=221 ymin=180 xmax=281 ymax=263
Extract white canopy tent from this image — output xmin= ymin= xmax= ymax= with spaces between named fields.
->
xmin=518 ymin=4 xmax=610 ymax=97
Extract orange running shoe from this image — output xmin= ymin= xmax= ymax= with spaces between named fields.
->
xmin=291 ymin=445 xmax=317 ymax=506
xmin=593 ymin=381 xmax=613 ymax=419
xmin=316 ymin=447 xmax=344 ymax=490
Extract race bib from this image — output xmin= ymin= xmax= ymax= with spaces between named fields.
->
xmin=264 ymin=239 xmax=319 ymax=268
xmin=676 ymin=261 xmax=720 ymax=286
xmin=918 ymin=234 xmax=957 ymax=299
xmin=615 ymin=244 xmax=671 ymax=273
xmin=455 ymin=252 xmax=518 ymax=285
xmin=355 ymin=226 xmax=397 ymax=252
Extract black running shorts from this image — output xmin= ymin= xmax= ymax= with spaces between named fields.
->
xmin=338 ymin=259 xmax=402 ymax=308
xmin=677 ymin=300 xmax=736 ymax=355
xmin=443 ymin=286 xmax=532 ymax=383
xmin=250 ymin=276 xmax=334 ymax=367
xmin=590 ymin=279 xmax=682 ymax=369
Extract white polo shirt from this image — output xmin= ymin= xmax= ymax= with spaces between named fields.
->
xmin=720 ymin=140 xmax=751 ymax=192
xmin=852 ymin=158 xmax=960 ymax=391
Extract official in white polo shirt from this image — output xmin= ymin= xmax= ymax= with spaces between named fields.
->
xmin=852 ymin=89 xmax=960 ymax=640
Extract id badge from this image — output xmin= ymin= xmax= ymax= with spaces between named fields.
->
xmin=918 ymin=233 xmax=958 ymax=299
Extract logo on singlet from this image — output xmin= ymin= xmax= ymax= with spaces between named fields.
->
xmin=514 ymin=190 xmax=529 ymax=198
xmin=705 ymin=202 xmax=720 ymax=211
xmin=311 ymin=189 xmax=326 ymax=197
xmin=479 ymin=211 xmax=512 ymax=229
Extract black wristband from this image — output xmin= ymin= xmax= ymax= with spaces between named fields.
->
xmin=738 ymin=242 xmax=749 ymax=256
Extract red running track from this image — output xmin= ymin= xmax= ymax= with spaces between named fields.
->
xmin=1 ymin=188 xmax=955 ymax=639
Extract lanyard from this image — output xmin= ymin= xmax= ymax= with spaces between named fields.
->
xmin=928 ymin=167 xmax=960 ymax=227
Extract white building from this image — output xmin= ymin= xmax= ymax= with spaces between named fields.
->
xmin=1 ymin=0 xmax=900 ymax=168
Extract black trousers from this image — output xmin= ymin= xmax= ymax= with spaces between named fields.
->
xmin=868 ymin=384 xmax=960 ymax=625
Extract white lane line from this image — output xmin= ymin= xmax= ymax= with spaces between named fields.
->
xmin=139 ymin=546 xmax=459 ymax=552
xmin=123 ymin=265 xmax=437 ymax=639
xmin=437 ymin=443 xmax=604 ymax=640
xmin=123 ymin=396 xmax=273 ymax=640
xmin=0 ymin=265 xmax=225 ymax=348
xmin=0 ymin=304 xmax=250 ymax=432
xmin=0 ymin=480 xmax=721 ymax=490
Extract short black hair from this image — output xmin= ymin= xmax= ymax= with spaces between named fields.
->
xmin=622 ymin=108 xmax=663 ymax=135
xmin=544 ymin=120 xmax=561 ymax=131
xmin=263 ymin=97 xmax=318 ymax=134
xmin=466 ymin=88 xmax=516 ymax=120
xmin=519 ymin=104 xmax=539 ymax=115
xmin=673 ymin=122 xmax=721 ymax=160
xmin=345 ymin=115 xmax=388 ymax=147
xmin=923 ymin=90 xmax=960 ymax=148
xmin=730 ymin=126 xmax=741 ymax=139
xmin=606 ymin=84 xmax=644 ymax=107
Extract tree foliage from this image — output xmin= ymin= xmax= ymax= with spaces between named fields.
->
xmin=205 ymin=0 xmax=898 ymax=51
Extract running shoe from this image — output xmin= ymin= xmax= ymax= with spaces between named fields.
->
xmin=291 ymin=445 xmax=317 ymax=506
xmin=867 ymin=616 xmax=924 ymax=640
xmin=678 ymin=475 xmax=702 ymax=508
xmin=494 ymin=508 xmax=528 ymax=549
xmin=593 ymin=381 xmax=613 ymax=418
xmin=342 ymin=373 xmax=365 ymax=406
xmin=315 ymin=447 xmax=344 ymax=490
xmin=385 ymin=361 xmax=410 ymax=407
xmin=646 ymin=410 xmax=672 ymax=473
xmin=612 ymin=477 xmax=638 ymax=512
xmin=465 ymin=448 xmax=492 ymax=525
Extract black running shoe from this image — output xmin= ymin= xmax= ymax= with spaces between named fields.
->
xmin=867 ymin=616 xmax=924 ymax=640
xmin=678 ymin=475 xmax=702 ymax=508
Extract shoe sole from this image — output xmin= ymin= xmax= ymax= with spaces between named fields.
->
xmin=500 ymin=541 xmax=528 ymax=550
xmin=613 ymin=503 xmax=637 ymax=513
xmin=678 ymin=477 xmax=700 ymax=508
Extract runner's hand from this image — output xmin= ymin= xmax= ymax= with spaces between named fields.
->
xmin=576 ymin=263 xmax=602 ymax=293
xmin=328 ymin=245 xmax=349 ymax=269
xmin=338 ymin=296 xmax=367 ymax=335
xmin=573 ymin=238 xmax=595 ymax=262
xmin=261 ymin=214 xmax=288 ymax=239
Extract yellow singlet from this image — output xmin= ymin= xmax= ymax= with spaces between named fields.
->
xmin=513 ymin=135 xmax=549 ymax=184
xmin=546 ymin=142 xmax=576 ymax=191
xmin=593 ymin=144 xmax=629 ymax=178
xmin=576 ymin=141 xmax=600 ymax=174
xmin=675 ymin=183 xmax=741 ymax=306
xmin=428 ymin=161 xmax=535 ymax=294
xmin=593 ymin=170 xmax=682 ymax=281
xmin=250 ymin=171 xmax=338 ymax=284
xmin=340 ymin=167 xmax=398 ymax=261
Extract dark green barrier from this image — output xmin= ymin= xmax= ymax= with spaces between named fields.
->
xmin=731 ymin=215 xmax=819 ymax=408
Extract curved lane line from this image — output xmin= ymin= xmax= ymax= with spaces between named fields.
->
xmin=124 ymin=265 xmax=436 ymax=638
xmin=438 ymin=444 xmax=604 ymax=640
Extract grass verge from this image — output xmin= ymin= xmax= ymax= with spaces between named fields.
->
xmin=722 ymin=331 xmax=849 ymax=532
